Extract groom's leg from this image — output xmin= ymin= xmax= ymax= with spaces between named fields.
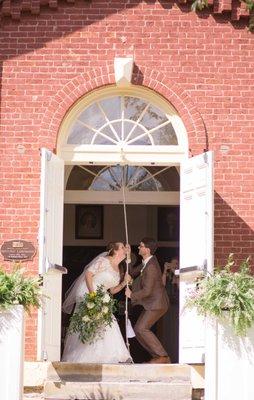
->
xmin=134 ymin=308 xmax=168 ymax=358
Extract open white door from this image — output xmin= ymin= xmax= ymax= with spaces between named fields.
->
xmin=179 ymin=151 xmax=214 ymax=363
xmin=38 ymin=148 xmax=64 ymax=361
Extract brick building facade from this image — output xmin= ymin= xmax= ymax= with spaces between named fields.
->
xmin=0 ymin=0 xmax=253 ymax=360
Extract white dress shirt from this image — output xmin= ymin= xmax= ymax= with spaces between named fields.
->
xmin=141 ymin=255 xmax=153 ymax=273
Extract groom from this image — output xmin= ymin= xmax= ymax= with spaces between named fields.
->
xmin=125 ymin=238 xmax=170 ymax=364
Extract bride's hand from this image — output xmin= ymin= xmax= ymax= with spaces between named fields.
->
xmin=125 ymin=287 xmax=132 ymax=298
xmin=124 ymin=272 xmax=133 ymax=285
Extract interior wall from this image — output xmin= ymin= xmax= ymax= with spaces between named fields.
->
xmin=63 ymin=204 xmax=178 ymax=248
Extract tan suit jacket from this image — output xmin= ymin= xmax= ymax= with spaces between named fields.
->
xmin=130 ymin=255 xmax=169 ymax=311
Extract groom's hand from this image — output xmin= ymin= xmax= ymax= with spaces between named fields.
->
xmin=125 ymin=244 xmax=131 ymax=262
xmin=125 ymin=244 xmax=131 ymax=253
xmin=125 ymin=287 xmax=132 ymax=298
xmin=124 ymin=273 xmax=133 ymax=285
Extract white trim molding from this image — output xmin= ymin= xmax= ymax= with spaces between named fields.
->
xmin=57 ymin=86 xmax=189 ymax=165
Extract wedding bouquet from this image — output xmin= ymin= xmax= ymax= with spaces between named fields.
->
xmin=68 ymin=285 xmax=118 ymax=344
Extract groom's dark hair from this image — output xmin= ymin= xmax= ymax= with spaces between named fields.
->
xmin=141 ymin=237 xmax=157 ymax=255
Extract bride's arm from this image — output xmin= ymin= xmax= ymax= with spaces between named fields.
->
xmin=85 ymin=270 xmax=95 ymax=293
xmin=85 ymin=257 xmax=105 ymax=293
xmin=109 ymin=272 xmax=132 ymax=294
xmin=109 ymin=281 xmax=126 ymax=295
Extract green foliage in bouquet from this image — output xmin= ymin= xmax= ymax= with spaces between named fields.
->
xmin=186 ymin=254 xmax=254 ymax=336
xmin=0 ymin=264 xmax=42 ymax=313
xmin=68 ymin=285 xmax=118 ymax=344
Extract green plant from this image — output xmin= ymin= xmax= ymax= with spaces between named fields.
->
xmin=191 ymin=0 xmax=254 ymax=32
xmin=0 ymin=264 xmax=42 ymax=313
xmin=68 ymin=285 xmax=118 ymax=344
xmin=186 ymin=254 xmax=254 ymax=336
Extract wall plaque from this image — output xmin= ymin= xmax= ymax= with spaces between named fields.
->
xmin=1 ymin=240 xmax=36 ymax=261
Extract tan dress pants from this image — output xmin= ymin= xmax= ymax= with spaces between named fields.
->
xmin=134 ymin=307 xmax=168 ymax=358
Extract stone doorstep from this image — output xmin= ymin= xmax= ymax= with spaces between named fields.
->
xmin=24 ymin=385 xmax=203 ymax=400
xmin=47 ymin=362 xmax=191 ymax=383
xmin=25 ymin=362 xmax=204 ymax=388
xmin=44 ymin=380 xmax=192 ymax=400
xmin=24 ymin=391 xmax=203 ymax=400
xmin=44 ymin=364 xmax=192 ymax=400
xmin=24 ymin=362 xmax=192 ymax=385
xmin=24 ymin=362 xmax=202 ymax=400
xmin=23 ymin=386 xmax=203 ymax=400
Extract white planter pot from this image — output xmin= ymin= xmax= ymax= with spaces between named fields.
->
xmin=0 ymin=305 xmax=25 ymax=400
xmin=205 ymin=316 xmax=254 ymax=400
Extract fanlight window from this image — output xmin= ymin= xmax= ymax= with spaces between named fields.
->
xmin=67 ymin=96 xmax=178 ymax=146
xmin=66 ymin=165 xmax=179 ymax=192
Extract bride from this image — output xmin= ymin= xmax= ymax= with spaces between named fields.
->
xmin=62 ymin=242 xmax=132 ymax=363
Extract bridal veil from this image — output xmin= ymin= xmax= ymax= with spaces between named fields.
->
xmin=62 ymin=251 xmax=107 ymax=314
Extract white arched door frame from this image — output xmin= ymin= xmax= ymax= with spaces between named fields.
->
xmin=57 ymin=85 xmax=189 ymax=166
xmin=39 ymin=86 xmax=188 ymax=361
xmin=39 ymin=86 xmax=213 ymax=365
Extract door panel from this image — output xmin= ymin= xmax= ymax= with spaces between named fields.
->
xmin=38 ymin=148 xmax=64 ymax=361
xmin=179 ymin=151 xmax=214 ymax=363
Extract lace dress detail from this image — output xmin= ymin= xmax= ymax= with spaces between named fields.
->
xmin=62 ymin=257 xmax=131 ymax=363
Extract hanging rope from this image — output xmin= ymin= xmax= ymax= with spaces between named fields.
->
xmin=121 ymin=164 xmax=132 ymax=352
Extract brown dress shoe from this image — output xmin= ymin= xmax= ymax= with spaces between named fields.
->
xmin=148 ymin=356 xmax=171 ymax=364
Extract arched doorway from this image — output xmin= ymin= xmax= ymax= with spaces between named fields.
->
xmin=38 ymin=85 xmax=213 ymax=364
xmin=57 ymin=86 xmax=187 ymax=362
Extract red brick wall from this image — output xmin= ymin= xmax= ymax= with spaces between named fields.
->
xmin=0 ymin=0 xmax=253 ymax=359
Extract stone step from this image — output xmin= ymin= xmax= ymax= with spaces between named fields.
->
xmin=44 ymin=363 xmax=192 ymax=400
xmin=47 ymin=362 xmax=191 ymax=382
xmin=44 ymin=380 xmax=192 ymax=400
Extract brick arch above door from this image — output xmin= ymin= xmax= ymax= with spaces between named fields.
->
xmin=40 ymin=64 xmax=208 ymax=155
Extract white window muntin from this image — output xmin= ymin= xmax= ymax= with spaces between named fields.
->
xmin=57 ymin=86 xmax=188 ymax=163
xmin=67 ymin=101 xmax=178 ymax=146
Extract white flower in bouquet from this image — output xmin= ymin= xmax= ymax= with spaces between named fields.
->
xmin=68 ymin=285 xmax=118 ymax=344
xmin=102 ymin=293 xmax=111 ymax=303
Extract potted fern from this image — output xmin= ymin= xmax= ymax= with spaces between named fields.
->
xmin=0 ymin=264 xmax=41 ymax=312
xmin=186 ymin=254 xmax=254 ymax=336
xmin=0 ymin=264 xmax=41 ymax=400
xmin=186 ymin=254 xmax=254 ymax=400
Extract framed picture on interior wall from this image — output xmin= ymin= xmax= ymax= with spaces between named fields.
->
xmin=75 ymin=205 xmax=103 ymax=239
xmin=157 ymin=206 xmax=180 ymax=241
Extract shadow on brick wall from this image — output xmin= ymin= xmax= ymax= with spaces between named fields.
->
xmin=214 ymin=191 xmax=254 ymax=269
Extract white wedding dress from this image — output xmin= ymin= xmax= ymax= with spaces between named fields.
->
xmin=62 ymin=256 xmax=132 ymax=363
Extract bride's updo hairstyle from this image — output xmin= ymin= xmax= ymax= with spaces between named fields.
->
xmin=107 ymin=242 xmax=126 ymax=283
xmin=107 ymin=242 xmax=121 ymax=256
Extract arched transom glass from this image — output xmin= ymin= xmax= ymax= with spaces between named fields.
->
xmin=67 ymin=96 xmax=178 ymax=146
xmin=67 ymin=165 xmax=180 ymax=192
